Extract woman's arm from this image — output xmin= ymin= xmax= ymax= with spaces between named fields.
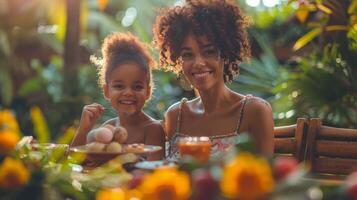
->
xmin=245 ymin=98 xmax=275 ymax=156
xmin=163 ymin=102 xmax=181 ymax=140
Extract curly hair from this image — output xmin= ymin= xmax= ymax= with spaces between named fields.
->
xmin=153 ymin=0 xmax=251 ymax=82
xmin=92 ymin=32 xmax=156 ymax=88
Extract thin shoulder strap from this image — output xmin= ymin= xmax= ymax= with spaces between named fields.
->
xmin=236 ymin=95 xmax=253 ymax=133
xmin=175 ymin=98 xmax=188 ymax=133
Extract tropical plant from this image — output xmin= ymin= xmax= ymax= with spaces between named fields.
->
xmin=274 ymin=0 xmax=357 ymax=127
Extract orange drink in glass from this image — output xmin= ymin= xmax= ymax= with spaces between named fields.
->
xmin=178 ymin=136 xmax=211 ymax=162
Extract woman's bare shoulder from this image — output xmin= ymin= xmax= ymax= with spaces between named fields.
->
xmin=245 ymin=96 xmax=272 ymax=113
xmin=165 ymin=98 xmax=191 ymax=120
xmin=166 ymin=101 xmax=182 ymax=114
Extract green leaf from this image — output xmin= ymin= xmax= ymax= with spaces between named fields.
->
xmin=316 ymin=3 xmax=332 ymax=14
xmin=0 ymin=30 xmax=11 ymax=56
xmin=325 ymin=25 xmax=349 ymax=31
xmin=348 ymin=0 xmax=357 ymax=14
xmin=88 ymin=11 xmax=124 ymax=38
xmin=18 ymin=77 xmax=43 ymax=97
xmin=293 ymin=27 xmax=322 ymax=50
xmin=0 ymin=68 xmax=13 ymax=105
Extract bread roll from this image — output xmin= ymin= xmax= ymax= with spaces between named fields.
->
xmin=113 ymin=126 xmax=128 ymax=144
xmin=105 ymin=142 xmax=122 ymax=153
xmin=87 ymin=142 xmax=106 ymax=152
xmin=94 ymin=127 xmax=114 ymax=144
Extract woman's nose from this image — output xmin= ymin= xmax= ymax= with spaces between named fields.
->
xmin=194 ymin=53 xmax=206 ymax=67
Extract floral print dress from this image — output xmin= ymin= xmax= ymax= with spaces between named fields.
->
xmin=166 ymin=95 xmax=253 ymax=160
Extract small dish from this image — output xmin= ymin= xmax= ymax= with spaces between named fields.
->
xmin=134 ymin=160 xmax=177 ymax=170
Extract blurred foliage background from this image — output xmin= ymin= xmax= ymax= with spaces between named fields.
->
xmin=0 ymin=0 xmax=356 ymax=140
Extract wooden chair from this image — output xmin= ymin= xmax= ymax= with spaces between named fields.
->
xmin=305 ymin=118 xmax=357 ymax=178
xmin=274 ymin=118 xmax=308 ymax=161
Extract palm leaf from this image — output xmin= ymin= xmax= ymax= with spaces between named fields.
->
xmin=293 ymin=27 xmax=322 ymax=50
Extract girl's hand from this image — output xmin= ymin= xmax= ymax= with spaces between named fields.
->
xmin=78 ymin=103 xmax=105 ymax=133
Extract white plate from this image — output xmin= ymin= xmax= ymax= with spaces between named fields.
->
xmin=134 ymin=160 xmax=177 ymax=170
xmin=31 ymin=143 xmax=69 ymax=150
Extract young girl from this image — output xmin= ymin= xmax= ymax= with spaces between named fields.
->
xmin=71 ymin=32 xmax=165 ymax=160
xmin=153 ymin=0 xmax=274 ymax=160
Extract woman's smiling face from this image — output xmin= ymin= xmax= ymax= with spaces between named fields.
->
xmin=103 ymin=62 xmax=151 ymax=115
xmin=179 ymin=34 xmax=224 ymax=91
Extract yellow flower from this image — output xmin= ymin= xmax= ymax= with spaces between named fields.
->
xmin=0 ymin=130 xmax=20 ymax=152
xmin=96 ymin=188 xmax=126 ymax=200
xmin=220 ymin=152 xmax=275 ymax=200
xmin=139 ymin=167 xmax=190 ymax=200
xmin=0 ymin=157 xmax=30 ymax=189
xmin=0 ymin=109 xmax=20 ymax=133
xmin=30 ymin=106 xmax=50 ymax=143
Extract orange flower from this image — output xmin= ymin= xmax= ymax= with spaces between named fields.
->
xmin=96 ymin=187 xmax=144 ymax=200
xmin=0 ymin=109 xmax=20 ymax=133
xmin=97 ymin=0 xmax=109 ymax=11
xmin=220 ymin=152 xmax=275 ymax=200
xmin=139 ymin=167 xmax=190 ymax=200
xmin=0 ymin=130 xmax=20 ymax=152
xmin=96 ymin=188 xmax=125 ymax=200
xmin=0 ymin=157 xmax=30 ymax=189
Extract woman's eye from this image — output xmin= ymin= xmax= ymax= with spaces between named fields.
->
xmin=181 ymin=52 xmax=193 ymax=59
xmin=204 ymin=49 xmax=218 ymax=57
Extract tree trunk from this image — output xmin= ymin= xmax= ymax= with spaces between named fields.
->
xmin=63 ymin=0 xmax=80 ymax=96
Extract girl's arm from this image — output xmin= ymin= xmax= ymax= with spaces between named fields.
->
xmin=145 ymin=122 xmax=166 ymax=160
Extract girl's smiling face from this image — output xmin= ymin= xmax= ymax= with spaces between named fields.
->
xmin=103 ymin=62 xmax=151 ymax=115
xmin=179 ymin=34 xmax=224 ymax=91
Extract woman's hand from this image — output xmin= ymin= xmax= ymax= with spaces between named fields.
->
xmin=78 ymin=103 xmax=105 ymax=135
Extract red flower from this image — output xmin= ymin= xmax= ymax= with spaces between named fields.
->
xmin=273 ymin=156 xmax=299 ymax=180
xmin=346 ymin=172 xmax=357 ymax=200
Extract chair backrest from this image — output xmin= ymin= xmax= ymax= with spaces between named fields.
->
xmin=274 ymin=118 xmax=308 ymax=161
xmin=305 ymin=118 xmax=357 ymax=175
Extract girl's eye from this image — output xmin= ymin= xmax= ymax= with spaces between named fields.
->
xmin=133 ymin=85 xmax=144 ymax=91
xmin=113 ymin=84 xmax=124 ymax=89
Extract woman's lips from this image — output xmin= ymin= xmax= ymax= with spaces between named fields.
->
xmin=192 ymin=71 xmax=213 ymax=79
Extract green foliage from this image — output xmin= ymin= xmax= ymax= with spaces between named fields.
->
xmin=232 ymin=30 xmax=280 ymax=99
xmin=275 ymin=44 xmax=357 ymax=127
xmin=275 ymin=0 xmax=357 ymax=127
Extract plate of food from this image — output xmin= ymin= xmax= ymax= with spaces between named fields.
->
xmin=31 ymin=143 xmax=69 ymax=151
xmin=69 ymin=142 xmax=162 ymax=156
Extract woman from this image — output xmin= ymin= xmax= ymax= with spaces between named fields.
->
xmin=153 ymin=0 xmax=274 ymax=159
